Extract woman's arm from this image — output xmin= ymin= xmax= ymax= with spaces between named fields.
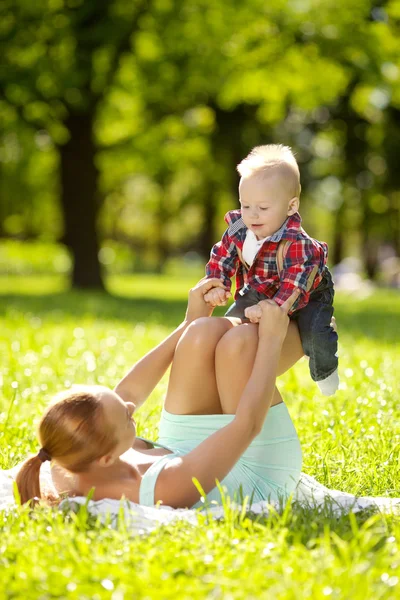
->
xmin=155 ymin=292 xmax=300 ymax=508
xmin=114 ymin=278 xmax=225 ymax=409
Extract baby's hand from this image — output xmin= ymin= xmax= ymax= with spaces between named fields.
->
xmin=204 ymin=287 xmax=231 ymax=307
xmin=244 ymin=303 xmax=263 ymax=323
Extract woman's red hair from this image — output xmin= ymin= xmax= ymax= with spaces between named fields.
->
xmin=16 ymin=389 xmax=118 ymax=505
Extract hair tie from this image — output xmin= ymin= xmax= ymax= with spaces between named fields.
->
xmin=38 ymin=448 xmax=51 ymax=463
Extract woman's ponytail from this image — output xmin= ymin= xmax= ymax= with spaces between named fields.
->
xmin=15 ymin=455 xmax=43 ymax=505
xmin=15 ymin=388 xmax=118 ymax=506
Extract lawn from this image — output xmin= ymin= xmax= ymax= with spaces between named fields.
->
xmin=1 ymin=271 xmax=399 ymax=599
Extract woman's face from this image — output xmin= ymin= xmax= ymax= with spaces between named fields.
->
xmin=97 ymin=387 xmax=136 ymax=459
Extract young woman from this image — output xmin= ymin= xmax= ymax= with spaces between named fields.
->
xmin=16 ymin=278 xmax=304 ymax=509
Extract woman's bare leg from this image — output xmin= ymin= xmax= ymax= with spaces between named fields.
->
xmin=164 ymin=317 xmax=241 ymax=415
xmin=215 ymin=321 xmax=303 ymax=414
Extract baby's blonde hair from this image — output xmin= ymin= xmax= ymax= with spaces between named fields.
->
xmin=237 ymin=144 xmax=301 ymax=198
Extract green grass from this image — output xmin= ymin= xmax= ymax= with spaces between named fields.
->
xmin=1 ymin=273 xmax=400 ymax=599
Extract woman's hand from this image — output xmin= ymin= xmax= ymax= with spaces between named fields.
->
xmin=185 ymin=277 xmax=227 ymax=322
xmin=257 ymin=289 xmax=301 ymax=341
xmin=115 ymin=278 xmax=227 ymax=410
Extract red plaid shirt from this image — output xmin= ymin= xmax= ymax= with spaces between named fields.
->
xmin=205 ymin=210 xmax=328 ymax=315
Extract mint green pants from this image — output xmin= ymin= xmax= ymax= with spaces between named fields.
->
xmin=139 ymin=403 xmax=302 ymax=509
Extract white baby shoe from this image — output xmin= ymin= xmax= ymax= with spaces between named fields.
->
xmin=317 ymin=369 xmax=339 ymax=396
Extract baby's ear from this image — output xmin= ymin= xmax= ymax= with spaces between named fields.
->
xmin=287 ymin=196 xmax=299 ymax=215
xmin=97 ymin=454 xmax=116 ymax=468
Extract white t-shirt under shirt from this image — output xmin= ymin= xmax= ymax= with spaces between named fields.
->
xmin=242 ymin=229 xmax=269 ymax=266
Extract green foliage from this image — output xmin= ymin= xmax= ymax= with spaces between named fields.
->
xmin=0 ymin=240 xmax=71 ymax=275
xmin=0 ymin=273 xmax=400 ymax=598
xmin=1 ymin=0 xmax=400 ymax=278
xmin=0 ymin=239 xmax=206 ymax=278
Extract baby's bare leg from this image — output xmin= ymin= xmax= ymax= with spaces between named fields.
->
xmin=164 ymin=317 xmax=240 ymax=415
xmin=215 ymin=321 xmax=303 ymax=414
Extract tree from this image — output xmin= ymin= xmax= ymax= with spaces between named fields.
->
xmin=1 ymin=0 xmax=400 ymax=283
xmin=1 ymin=0 xmax=146 ymax=287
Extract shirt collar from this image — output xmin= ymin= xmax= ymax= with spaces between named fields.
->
xmin=228 ymin=211 xmax=302 ymax=241
xmin=279 ymin=212 xmax=302 ymax=240
xmin=265 ymin=218 xmax=290 ymax=243
xmin=249 ymin=212 xmax=302 ymax=243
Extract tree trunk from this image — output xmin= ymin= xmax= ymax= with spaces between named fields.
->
xmin=59 ymin=112 xmax=104 ymax=289
xmin=332 ymin=204 xmax=345 ymax=266
xmin=197 ymin=104 xmax=257 ymax=260
xmin=363 ymin=235 xmax=379 ymax=280
xmin=384 ymin=107 xmax=400 ymax=257
xmin=154 ymin=196 xmax=170 ymax=274
xmin=338 ymin=87 xmax=374 ymax=278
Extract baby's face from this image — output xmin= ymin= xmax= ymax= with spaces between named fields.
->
xmin=239 ymin=173 xmax=296 ymax=240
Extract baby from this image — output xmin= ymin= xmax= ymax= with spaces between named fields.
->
xmin=204 ymin=144 xmax=339 ymax=396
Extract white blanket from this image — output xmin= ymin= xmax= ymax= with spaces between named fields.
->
xmin=1 ymin=465 xmax=399 ymax=533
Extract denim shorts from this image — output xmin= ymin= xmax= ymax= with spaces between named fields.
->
xmin=225 ymin=270 xmax=338 ymax=382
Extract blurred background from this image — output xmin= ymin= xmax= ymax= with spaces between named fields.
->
xmin=0 ymin=0 xmax=399 ymax=292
